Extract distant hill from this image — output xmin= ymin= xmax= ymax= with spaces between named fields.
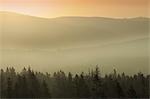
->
xmin=0 ymin=11 xmax=149 ymax=48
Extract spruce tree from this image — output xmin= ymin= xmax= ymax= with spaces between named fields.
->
xmin=6 ymin=77 xmax=13 ymax=98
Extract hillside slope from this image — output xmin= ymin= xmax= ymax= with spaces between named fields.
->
xmin=0 ymin=11 xmax=149 ymax=48
xmin=0 ymin=12 xmax=149 ymax=74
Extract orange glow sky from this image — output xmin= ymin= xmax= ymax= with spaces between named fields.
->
xmin=0 ymin=0 xmax=149 ymax=18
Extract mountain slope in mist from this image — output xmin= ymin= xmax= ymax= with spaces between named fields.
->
xmin=0 ymin=11 xmax=149 ymax=74
xmin=0 ymin=11 xmax=149 ymax=48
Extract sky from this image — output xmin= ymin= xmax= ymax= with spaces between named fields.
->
xmin=0 ymin=0 xmax=149 ymax=18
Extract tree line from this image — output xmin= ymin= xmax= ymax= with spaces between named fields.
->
xmin=0 ymin=66 xmax=149 ymax=98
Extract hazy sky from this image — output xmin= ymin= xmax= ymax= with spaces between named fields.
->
xmin=0 ymin=0 xmax=149 ymax=18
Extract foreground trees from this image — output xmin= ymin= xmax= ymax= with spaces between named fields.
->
xmin=0 ymin=66 xmax=149 ymax=98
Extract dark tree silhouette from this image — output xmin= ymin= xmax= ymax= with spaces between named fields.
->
xmin=41 ymin=80 xmax=51 ymax=98
xmin=115 ymin=80 xmax=124 ymax=97
xmin=127 ymin=85 xmax=137 ymax=98
xmin=6 ymin=77 xmax=13 ymax=98
xmin=0 ymin=66 xmax=149 ymax=98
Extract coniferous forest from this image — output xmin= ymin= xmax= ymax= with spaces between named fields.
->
xmin=0 ymin=66 xmax=149 ymax=98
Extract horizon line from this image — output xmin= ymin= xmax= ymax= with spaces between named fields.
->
xmin=0 ymin=10 xmax=149 ymax=20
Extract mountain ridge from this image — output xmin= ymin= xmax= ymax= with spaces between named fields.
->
xmin=0 ymin=11 xmax=149 ymax=20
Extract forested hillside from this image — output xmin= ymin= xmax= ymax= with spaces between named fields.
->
xmin=0 ymin=66 xmax=149 ymax=98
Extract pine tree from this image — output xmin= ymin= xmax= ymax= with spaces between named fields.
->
xmin=91 ymin=66 xmax=102 ymax=98
xmin=6 ymin=77 xmax=13 ymax=98
xmin=67 ymin=72 xmax=75 ymax=97
xmin=115 ymin=80 xmax=124 ymax=97
xmin=42 ymin=80 xmax=51 ymax=98
xmin=78 ymin=73 xmax=90 ymax=98
xmin=21 ymin=75 xmax=28 ymax=97
xmin=127 ymin=85 xmax=137 ymax=98
xmin=74 ymin=74 xmax=80 ymax=97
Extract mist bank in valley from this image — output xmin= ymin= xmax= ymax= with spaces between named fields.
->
xmin=0 ymin=12 xmax=149 ymax=74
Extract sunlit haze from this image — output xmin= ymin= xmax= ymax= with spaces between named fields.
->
xmin=0 ymin=0 xmax=149 ymax=75
xmin=0 ymin=0 xmax=149 ymax=18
